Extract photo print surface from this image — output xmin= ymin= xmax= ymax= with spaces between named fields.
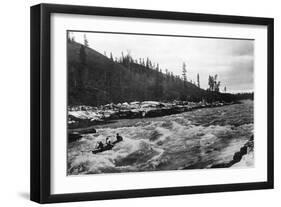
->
xmin=67 ymin=31 xmax=254 ymax=175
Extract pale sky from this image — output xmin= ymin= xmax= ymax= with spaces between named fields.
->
xmin=69 ymin=31 xmax=254 ymax=93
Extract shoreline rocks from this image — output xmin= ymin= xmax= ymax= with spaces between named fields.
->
xmin=68 ymin=128 xmax=97 ymax=143
xmin=68 ymin=132 xmax=83 ymax=143
xmin=68 ymin=100 xmax=237 ymax=129
xmin=210 ymin=135 xmax=254 ymax=168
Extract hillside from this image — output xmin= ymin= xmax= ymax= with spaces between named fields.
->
xmin=67 ymin=41 xmax=234 ymax=106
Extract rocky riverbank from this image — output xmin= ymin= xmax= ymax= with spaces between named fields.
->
xmin=68 ymin=100 xmax=236 ymax=129
xmin=210 ymin=135 xmax=254 ymax=168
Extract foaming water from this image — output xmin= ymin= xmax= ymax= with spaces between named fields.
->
xmin=67 ymin=100 xmax=254 ymax=175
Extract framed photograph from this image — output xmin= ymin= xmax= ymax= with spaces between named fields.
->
xmin=30 ymin=3 xmax=274 ymax=203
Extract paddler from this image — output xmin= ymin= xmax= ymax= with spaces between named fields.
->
xmin=96 ymin=141 xmax=104 ymax=149
xmin=116 ymin=133 xmax=123 ymax=141
xmin=106 ymin=137 xmax=112 ymax=146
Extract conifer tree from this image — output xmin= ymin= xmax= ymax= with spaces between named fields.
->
xmin=182 ymin=62 xmax=187 ymax=84
xmin=84 ymin=34 xmax=89 ymax=47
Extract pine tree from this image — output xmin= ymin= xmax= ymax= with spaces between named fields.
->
xmin=197 ymin=73 xmax=200 ymax=88
xmin=208 ymin=74 xmax=221 ymax=92
xmin=215 ymin=81 xmax=221 ymax=92
xmin=182 ymin=62 xmax=187 ymax=83
xmin=84 ymin=34 xmax=89 ymax=47
xmin=156 ymin=63 xmax=160 ymax=72
xmin=67 ymin=33 xmax=71 ymax=42
xmin=208 ymin=75 xmax=214 ymax=91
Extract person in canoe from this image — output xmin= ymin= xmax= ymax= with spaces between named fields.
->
xmin=116 ymin=133 xmax=123 ymax=142
xmin=106 ymin=137 xmax=113 ymax=147
xmin=92 ymin=135 xmax=123 ymax=154
xmin=96 ymin=141 xmax=104 ymax=150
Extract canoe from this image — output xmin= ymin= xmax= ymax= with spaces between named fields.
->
xmin=92 ymin=139 xmax=122 ymax=154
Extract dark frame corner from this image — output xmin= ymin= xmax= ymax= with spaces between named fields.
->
xmin=30 ymin=3 xmax=274 ymax=204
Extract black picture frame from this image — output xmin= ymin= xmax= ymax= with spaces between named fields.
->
xmin=30 ymin=3 xmax=274 ymax=204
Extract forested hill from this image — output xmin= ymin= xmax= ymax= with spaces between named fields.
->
xmin=67 ymin=40 xmax=231 ymax=106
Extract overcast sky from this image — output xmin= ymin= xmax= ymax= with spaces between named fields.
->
xmin=69 ymin=31 xmax=254 ymax=93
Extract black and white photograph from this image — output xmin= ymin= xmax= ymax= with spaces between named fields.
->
xmin=67 ymin=31 xmax=254 ymax=175
xmin=28 ymin=2 xmax=274 ymax=204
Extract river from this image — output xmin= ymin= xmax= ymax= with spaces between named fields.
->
xmin=67 ymin=100 xmax=254 ymax=175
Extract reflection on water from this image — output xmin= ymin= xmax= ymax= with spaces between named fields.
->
xmin=67 ymin=100 xmax=254 ymax=175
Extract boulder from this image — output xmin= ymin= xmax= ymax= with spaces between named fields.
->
xmin=233 ymin=151 xmax=243 ymax=163
xmin=68 ymin=132 xmax=82 ymax=143
xmin=79 ymin=128 xmax=96 ymax=134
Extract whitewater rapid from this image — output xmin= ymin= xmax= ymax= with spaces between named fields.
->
xmin=67 ymin=100 xmax=254 ymax=175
